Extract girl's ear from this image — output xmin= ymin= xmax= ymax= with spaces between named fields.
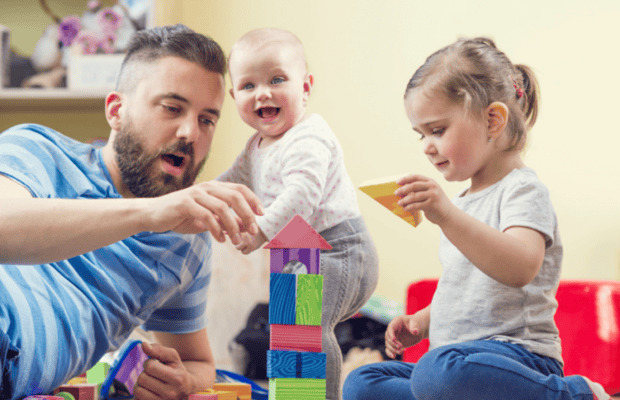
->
xmin=486 ymin=101 xmax=509 ymax=139
xmin=105 ymin=92 xmax=123 ymax=131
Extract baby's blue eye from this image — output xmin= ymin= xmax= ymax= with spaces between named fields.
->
xmin=271 ymin=77 xmax=285 ymax=84
xmin=432 ymin=128 xmax=445 ymax=135
xmin=242 ymin=83 xmax=254 ymax=90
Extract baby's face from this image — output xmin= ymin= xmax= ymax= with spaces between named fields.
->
xmin=229 ymin=42 xmax=311 ymax=143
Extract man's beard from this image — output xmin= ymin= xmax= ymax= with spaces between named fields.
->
xmin=113 ymin=123 xmax=207 ymax=198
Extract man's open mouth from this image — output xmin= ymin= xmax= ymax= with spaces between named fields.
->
xmin=161 ymin=153 xmax=186 ymax=168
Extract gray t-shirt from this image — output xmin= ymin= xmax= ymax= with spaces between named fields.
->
xmin=429 ymin=167 xmax=563 ymax=363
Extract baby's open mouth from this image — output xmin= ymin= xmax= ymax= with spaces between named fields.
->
xmin=257 ymin=107 xmax=279 ymax=119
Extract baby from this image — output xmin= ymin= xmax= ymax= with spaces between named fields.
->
xmin=218 ymin=28 xmax=379 ymax=400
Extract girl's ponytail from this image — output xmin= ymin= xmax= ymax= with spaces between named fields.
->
xmin=515 ymin=64 xmax=539 ymax=130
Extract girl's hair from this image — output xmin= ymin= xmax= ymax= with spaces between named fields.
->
xmin=404 ymin=37 xmax=539 ymax=151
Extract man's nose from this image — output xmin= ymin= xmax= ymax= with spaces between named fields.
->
xmin=176 ymin=117 xmax=200 ymax=143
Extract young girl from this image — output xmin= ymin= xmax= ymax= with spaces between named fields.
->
xmin=342 ymin=37 xmax=612 ymax=400
xmin=218 ymin=28 xmax=379 ymax=400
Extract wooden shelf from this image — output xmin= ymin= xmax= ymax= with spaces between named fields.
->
xmin=0 ymin=88 xmax=109 ymax=112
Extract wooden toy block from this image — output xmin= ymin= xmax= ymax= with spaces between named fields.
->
xmin=268 ymin=378 xmax=326 ymax=400
xmin=268 ymin=350 xmax=326 ymax=379
xmin=86 ymin=361 xmax=110 ymax=384
xmin=265 ymin=215 xmax=332 ymax=251
xmin=269 ymin=248 xmax=320 ymax=274
xmin=193 ymin=389 xmax=236 ymax=399
xmin=269 ymin=273 xmax=297 ymax=325
xmin=54 ymin=383 xmax=97 ymax=400
xmin=300 ymin=352 xmax=327 ymax=379
xmin=213 ymin=382 xmax=252 ymax=399
xmin=65 ymin=376 xmax=87 ymax=385
xmin=296 ymin=274 xmax=323 ymax=326
xmin=270 ymin=324 xmax=322 ymax=352
xmin=188 ymin=393 xmax=218 ymax=399
xmin=54 ymin=393 xmax=75 ymax=400
xmin=359 ymin=178 xmax=423 ymax=227
xmin=267 ymin=350 xmax=297 ymax=378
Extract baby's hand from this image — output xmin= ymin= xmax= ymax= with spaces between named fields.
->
xmin=395 ymin=174 xmax=452 ymax=225
xmin=235 ymin=230 xmax=267 ymax=255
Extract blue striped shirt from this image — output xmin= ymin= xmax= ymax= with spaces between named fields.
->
xmin=0 ymin=124 xmax=212 ymax=399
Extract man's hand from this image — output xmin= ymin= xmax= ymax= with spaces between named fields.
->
xmin=133 ymin=342 xmax=193 ymax=400
xmin=143 ymin=181 xmax=264 ymax=245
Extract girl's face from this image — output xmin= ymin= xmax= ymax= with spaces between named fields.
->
xmin=404 ymin=89 xmax=496 ymax=188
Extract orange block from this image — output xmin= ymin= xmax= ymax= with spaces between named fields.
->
xmin=213 ymin=382 xmax=252 ymax=399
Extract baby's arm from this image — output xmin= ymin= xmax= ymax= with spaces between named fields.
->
xmin=256 ymin=136 xmax=331 ymax=240
xmin=396 ymin=175 xmax=545 ymax=288
xmin=385 ymin=305 xmax=430 ymax=359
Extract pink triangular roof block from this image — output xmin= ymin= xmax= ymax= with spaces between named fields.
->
xmin=264 ymin=215 xmax=332 ymax=250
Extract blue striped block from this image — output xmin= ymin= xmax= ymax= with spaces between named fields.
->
xmin=267 ymin=350 xmax=326 ymax=379
xmin=269 ymin=273 xmax=296 ymax=325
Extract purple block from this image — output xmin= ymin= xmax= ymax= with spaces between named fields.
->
xmin=115 ymin=342 xmax=149 ymax=395
xmin=270 ymin=248 xmax=320 ymax=274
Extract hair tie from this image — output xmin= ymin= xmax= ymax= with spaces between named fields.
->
xmin=511 ymin=77 xmax=524 ymax=99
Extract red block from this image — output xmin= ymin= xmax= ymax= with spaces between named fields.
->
xmin=270 ymin=324 xmax=322 ymax=352
xmin=54 ymin=383 xmax=97 ymax=400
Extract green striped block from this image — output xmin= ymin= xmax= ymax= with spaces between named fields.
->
xmin=295 ymin=274 xmax=323 ymax=326
xmin=269 ymin=378 xmax=326 ymax=400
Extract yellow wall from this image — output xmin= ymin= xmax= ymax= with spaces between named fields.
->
xmin=156 ymin=0 xmax=620 ymax=303
xmin=3 ymin=1 xmax=618 ymax=303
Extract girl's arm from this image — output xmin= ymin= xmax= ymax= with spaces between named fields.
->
xmin=396 ymin=175 xmax=545 ymax=288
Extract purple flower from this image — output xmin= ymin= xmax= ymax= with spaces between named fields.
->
xmin=74 ymin=31 xmax=99 ymax=55
xmin=99 ymin=32 xmax=117 ymax=54
xmin=97 ymin=8 xmax=123 ymax=33
xmin=58 ymin=15 xmax=81 ymax=47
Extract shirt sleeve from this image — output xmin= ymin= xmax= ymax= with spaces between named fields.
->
xmin=499 ymin=176 xmax=557 ymax=247
xmin=142 ymin=234 xmax=212 ymax=334
xmin=257 ymin=133 xmax=332 ymax=239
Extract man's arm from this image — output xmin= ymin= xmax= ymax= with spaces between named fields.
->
xmin=0 ymin=175 xmax=263 ymax=265
xmin=135 ymin=329 xmax=215 ymax=399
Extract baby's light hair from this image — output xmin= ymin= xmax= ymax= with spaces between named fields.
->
xmin=228 ymin=28 xmax=308 ymax=76
xmin=404 ymin=37 xmax=539 ymax=152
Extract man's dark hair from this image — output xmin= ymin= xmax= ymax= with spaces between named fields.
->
xmin=116 ymin=24 xmax=226 ymax=91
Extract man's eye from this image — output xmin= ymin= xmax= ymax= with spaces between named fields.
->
xmin=200 ymin=117 xmax=215 ymax=126
xmin=163 ymin=105 xmax=181 ymax=113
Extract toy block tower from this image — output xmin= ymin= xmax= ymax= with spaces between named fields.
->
xmin=265 ymin=215 xmax=331 ymax=400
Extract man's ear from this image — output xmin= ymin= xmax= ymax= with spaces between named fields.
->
xmin=105 ymin=92 xmax=123 ymax=131
xmin=486 ymin=101 xmax=509 ymax=139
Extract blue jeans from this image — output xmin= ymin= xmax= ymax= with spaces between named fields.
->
xmin=0 ymin=329 xmax=19 ymax=400
xmin=343 ymin=340 xmax=594 ymax=400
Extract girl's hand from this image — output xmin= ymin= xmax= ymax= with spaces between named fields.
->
xmin=395 ymin=175 xmax=453 ymax=225
xmin=385 ymin=314 xmax=426 ymax=359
